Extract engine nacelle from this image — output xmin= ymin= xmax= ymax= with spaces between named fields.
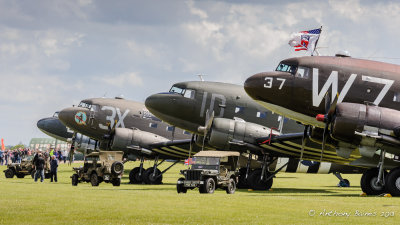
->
xmin=72 ymin=133 xmax=97 ymax=154
xmin=331 ymin=103 xmax=400 ymax=145
xmin=110 ymin=128 xmax=169 ymax=151
xmin=207 ymin=118 xmax=274 ymax=150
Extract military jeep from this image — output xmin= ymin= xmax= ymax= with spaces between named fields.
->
xmin=4 ymin=155 xmax=50 ymax=179
xmin=71 ymin=151 xmax=124 ymax=186
xmin=177 ymin=151 xmax=240 ymax=194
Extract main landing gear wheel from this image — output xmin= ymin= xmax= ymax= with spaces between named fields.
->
xmin=385 ymin=167 xmax=400 ymax=196
xmin=200 ymin=178 xmax=215 ymax=194
xmin=90 ymin=173 xmax=99 ymax=186
xmin=360 ymin=168 xmax=387 ymax=195
xmin=4 ymin=169 xmax=14 ymax=178
xmin=112 ymin=178 xmax=121 ymax=187
xmin=129 ymin=167 xmax=143 ymax=184
xmin=248 ymin=169 xmax=273 ymax=191
xmin=143 ymin=168 xmax=163 ymax=185
xmin=226 ymin=178 xmax=236 ymax=194
xmin=177 ymin=178 xmax=187 ymax=194
xmin=71 ymin=174 xmax=79 ymax=186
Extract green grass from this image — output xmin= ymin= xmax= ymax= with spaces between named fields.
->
xmin=0 ymin=161 xmax=399 ymax=225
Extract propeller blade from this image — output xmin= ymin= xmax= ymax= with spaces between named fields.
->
xmin=324 ymin=92 xmax=331 ymax=114
xmin=327 ymin=92 xmax=339 ymax=120
xmin=188 ymin=134 xmax=195 ymax=168
xmin=320 ymin=123 xmax=329 ymax=162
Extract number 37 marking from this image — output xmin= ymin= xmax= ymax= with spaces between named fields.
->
xmin=264 ymin=77 xmax=286 ymax=90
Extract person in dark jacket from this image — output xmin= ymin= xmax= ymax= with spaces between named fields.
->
xmin=34 ymin=153 xmax=45 ymax=182
xmin=50 ymin=155 xmax=58 ymax=182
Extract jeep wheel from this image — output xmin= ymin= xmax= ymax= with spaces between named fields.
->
xmin=4 ymin=169 xmax=14 ymax=178
xmin=31 ymin=170 xmax=36 ymax=179
xmin=129 ymin=167 xmax=143 ymax=184
xmin=143 ymin=168 xmax=163 ymax=184
xmin=72 ymin=174 xmax=79 ymax=186
xmin=248 ymin=169 xmax=273 ymax=191
xmin=16 ymin=173 xmax=25 ymax=178
xmin=201 ymin=178 xmax=215 ymax=194
xmin=177 ymin=178 xmax=187 ymax=194
xmin=111 ymin=161 xmax=124 ymax=175
xmin=112 ymin=178 xmax=121 ymax=186
xmin=226 ymin=178 xmax=236 ymax=194
xmin=90 ymin=173 xmax=99 ymax=186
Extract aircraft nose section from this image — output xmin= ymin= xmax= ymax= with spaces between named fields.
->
xmin=58 ymin=107 xmax=79 ymax=126
xmin=145 ymin=94 xmax=166 ymax=113
xmin=37 ymin=118 xmax=48 ymax=131
xmin=244 ymin=72 xmax=269 ymax=100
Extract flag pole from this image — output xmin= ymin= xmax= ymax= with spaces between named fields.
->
xmin=311 ymin=26 xmax=322 ymax=56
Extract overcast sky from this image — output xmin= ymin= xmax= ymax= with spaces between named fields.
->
xmin=1 ymin=0 xmax=400 ymax=145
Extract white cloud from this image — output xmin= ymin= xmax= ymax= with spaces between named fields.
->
xmin=97 ymin=72 xmax=143 ymax=88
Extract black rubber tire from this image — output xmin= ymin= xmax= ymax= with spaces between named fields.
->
xmin=143 ymin=168 xmax=162 ymax=185
xmin=360 ymin=168 xmax=386 ymax=195
xmin=177 ymin=178 xmax=187 ymax=194
xmin=248 ymin=169 xmax=273 ymax=191
xmin=386 ymin=167 xmax=400 ymax=196
xmin=72 ymin=174 xmax=79 ymax=186
xmin=111 ymin=161 xmax=124 ymax=175
xmin=90 ymin=173 xmax=99 ymax=186
xmin=16 ymin=173 xmax=25 ymax=178
xmin=202 ymin=178 xmax=216 ymax=194
xmin=4 ymin=169 xmax=14 ymax=178
xmin=237 ymin=168 xmax=249 ymax=189
xmin=129 ymin=167 xmax=143 ymax=184
xmin=112 ymin=178 xmax=121 ymax=187
xmin=31 ymin=170 xmax=36 ymax=179
xmin=226 ymin=178 xmax=236 ymax=194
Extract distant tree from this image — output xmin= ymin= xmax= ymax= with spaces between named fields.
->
xmin=11 ymin=144 xmax=25 ymax=150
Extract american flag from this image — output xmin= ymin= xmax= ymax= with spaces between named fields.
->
xmin=289 ymin=28 xmax=321 ymax=52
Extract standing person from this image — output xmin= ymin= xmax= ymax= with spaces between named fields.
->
xmin=0 ymin=150 xmax=3 ymax=165
xmin=49 ymin=148 xmax=54 ymax=157
xmin=34 ymin=153 xmax=45 ymax=182
xmin=50 ymin=155 xmax=58 ymax=182
xmin=62 ymin=150 xmax=67 ymax=163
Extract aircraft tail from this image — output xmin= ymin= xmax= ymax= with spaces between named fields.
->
xmin=1 ymin=138 xmax=5 ymax=150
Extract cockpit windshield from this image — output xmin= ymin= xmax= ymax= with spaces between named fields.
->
xmin=53 ymin=112 xmax=59 ymax=118
xmin=276 ymin=63 xmax=297 ymax=75
xmin=78 ymin=101 xmax=92 ymax=109
xmin=169 ymin=86 xmax=195 ymax=99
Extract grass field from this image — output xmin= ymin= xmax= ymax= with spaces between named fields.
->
xmin=0 ymin=161 xmax=399 ymax=225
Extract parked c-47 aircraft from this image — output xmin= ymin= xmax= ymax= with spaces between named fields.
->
xmin=57 ymin=97 xmax=205 ymax=185
xmin=145 ymin=81 xmax=365 ymax=190
xmin=244 ymin=54 xmax=400 ymax=196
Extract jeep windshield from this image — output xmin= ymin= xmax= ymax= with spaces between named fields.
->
xmin=192 ymin=157 xmax=220 ymax=170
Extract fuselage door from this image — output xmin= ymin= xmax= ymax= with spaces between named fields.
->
xmin=89 ymin=105 xmax=98 ymax=129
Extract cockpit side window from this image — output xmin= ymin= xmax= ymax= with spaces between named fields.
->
xmin=276 ymin=63 xmax=297 ymax=75
xmin=53 ymin=112 xmax=59 ymax=118
xmin=183 ymin=89 xmax=195 ymax=99
xmin=169 ymin=86 xmax=185 ymax=95
xmin=295 ymin=67 xmax=310 ymax=79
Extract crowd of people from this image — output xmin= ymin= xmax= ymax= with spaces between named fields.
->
xmin=0 ymin=148 xmax=68 ymax=166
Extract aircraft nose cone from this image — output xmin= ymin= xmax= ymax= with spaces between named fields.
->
xmin=145 ymin=94 xmax=163 ymax=113
xmin=58 ymin=107 xmax=77 ymax=126
xmin=37 ymin=118 xmax=47 ymax=131
xmin=145 ymin=93 xmax=176 ymax=120
xmin=244 ymin=72 xmax=266 ymax=100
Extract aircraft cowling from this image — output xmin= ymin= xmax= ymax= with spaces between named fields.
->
xmin=110 ymin=128 xmax=169 ymax=151
xmin=207 ymin=118 xmax=272 ymax=150
xmin=73 ymin=133 xmax=97 ymax=154
xmin=331 ymin=103 xmax=400 ymax=145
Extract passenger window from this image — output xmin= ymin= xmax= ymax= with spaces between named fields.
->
xmin=393 ymin=93 xmax=400 ymax=102
xmin=295 ymin=67 xmax=310 ymax=79
xmin=149 ymin=123 xmax=158 ymax=128
xmin=235 ymin=106 xmax=245 ymax=114
xmin=183 ymin=89 xmax=195 ymax=99
xmin=256 ymin=112 xmax=267 ymax=118
xmin=183 ymin=130 xmax=191 ymax=135
xmin=166 ymin=126 xmax=175 ymax=131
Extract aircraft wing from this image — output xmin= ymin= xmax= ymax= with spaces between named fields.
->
xmin=148 ymin=139 xmax=210 ymax=160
